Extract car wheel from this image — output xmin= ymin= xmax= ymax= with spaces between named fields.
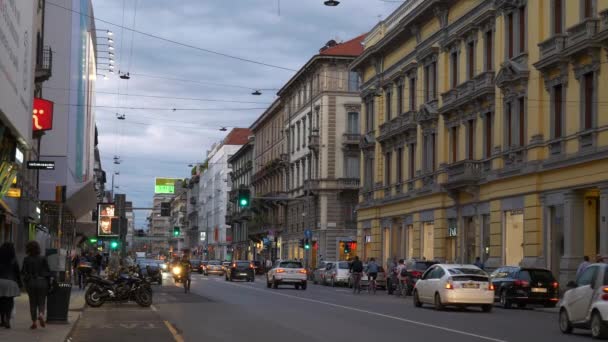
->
xmin=482 ymin=305 xmax=493 ymax=313
xmin=272 ymin=278 xmax=279 ymax=289
xmin=500 ymin=290 xmax=511 ymax=309
xmin=559 ymin=308 xmax=573 ymax=334
xmin=413 ymin=290 xmax=422 ymax=308
xmin=295 ymin=284 xmax=300 ymax=290
xmin=301 ymin=282 xmax=307 ymax=290
xmin=591 ymin=311 xmax=608 ymax=339
xmin=434 ymin=293 xmax=444 ymax=311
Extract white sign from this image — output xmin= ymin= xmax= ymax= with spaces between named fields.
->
xmin=15 ymin=147 xmax=23 ymax=164
xmin=0 ymin=0 xmax=35 ymax=143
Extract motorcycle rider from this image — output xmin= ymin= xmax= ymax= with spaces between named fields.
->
xmin=178 ymin=254 xmax=192 ymax=293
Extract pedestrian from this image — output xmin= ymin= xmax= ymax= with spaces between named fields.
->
xmin=576 ymin=256 xmax=591 ymax=278
xmin=94 ymin=252 xmax=103 ymax=275
xmin=22 ymin=241 xmax=51 ymax=329
xmin=396 ymin=259 xmax=407 ymax=296
xmin=72 ymin=253 xmax=80 ymax=287
xmin=349 ymin=256 xmax=364 ymax=294
xmin=474 ymin=257 xmax=485 ymax=270
xmin=0 ymin=242 xmax=22 ymax=329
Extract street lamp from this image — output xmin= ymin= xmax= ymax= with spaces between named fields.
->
xmin=251 ymin=90 xmax=262 ymax=96
xmin=324 ymin=0 xmax=340 ymax=6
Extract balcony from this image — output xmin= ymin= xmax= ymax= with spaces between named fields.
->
xmin=564 ymin=18 xmax=601 ymax=57
xmin=35 ymin=46 xmax=53 ymax=83
xmin=534 ymin=34 xmax=567 ymax=71
xmin=342 ymin=133 xmax=361 ymax=146
xmin=308 ymin=131 xmax=320 ymax=151
xmin=440 ymin=72 xmax=495 ymax=112
xmin=444 ymin=160 xmax=482 ymax=189
xmin=303 ymin=179 xmax=319 ymax=192
xmin=377 ymin=111 xmax=416 ymax=143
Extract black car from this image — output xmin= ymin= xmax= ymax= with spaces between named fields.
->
xmin=225 ymin=261 xmax=255 ymax=282
xmin=490 ymin=266 xmax=559 ymax=309
xmin=190 ymin=259 xmax=204 ymax=274
xmin=137 ymin=259 xmax=163 ymax=285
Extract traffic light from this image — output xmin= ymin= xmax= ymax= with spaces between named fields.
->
xmin=343 ymin=242 xmax=350 ymax=254
xmin=89 ymin=237 xmax=98 ymax=244
xmin=237 ymin=189 xmax=251 ymax=208
xmin=110 ymin=240 xmax=119 ymax=249
xmin=160 ymin=202 xmax=170 ymax=216
xmin=173 ymin=226 xmax=180 ymax=237
xmin=304 ymin=239 xmax=311 ymax=250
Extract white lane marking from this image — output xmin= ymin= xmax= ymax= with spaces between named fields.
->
xmin=223 ymin=281 xmax=506 ymax=342
xmin=150 ymin=305 xmax=158 ymax=312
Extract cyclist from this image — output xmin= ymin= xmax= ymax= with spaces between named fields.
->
xmin=349 ymin=256 xmax=364 ymax=294
xmin=366 ymin=258 xmax=379 ymax=294
xmin=179 ymin=255 xmax=192 ymax=293
xmin=396 ymin=259 xmax=407 ymax=296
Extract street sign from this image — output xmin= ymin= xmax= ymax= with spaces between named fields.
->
xmin=27 ymin=161 xmax=55 ymax=170
xmin=304 ymin=229 xmax=312 ymax=239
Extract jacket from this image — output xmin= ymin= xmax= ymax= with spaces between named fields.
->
xmin=0 ymin=259 xmax=23 ymax=288
xmin=350 ymin=260 xmax=364 ymax=273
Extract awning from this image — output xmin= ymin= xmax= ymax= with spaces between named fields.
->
xmin=65 ymin=180 xmax=97 ymax=220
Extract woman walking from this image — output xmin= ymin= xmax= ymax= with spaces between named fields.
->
xmin=22 ymin=241 xmax=50 ymax=329
xmin=0 ymin=242 xmax=22 ymax=328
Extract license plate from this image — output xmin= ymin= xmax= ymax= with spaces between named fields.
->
xmin=531 ymin=287 xmax=547 ymax=293
xmin=240 ymin=273 xmax=247 ymax=276
xmin=462 ymin=283 xmax=479 ymax=289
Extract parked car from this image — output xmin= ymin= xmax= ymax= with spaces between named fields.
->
xmin=225 ymin=261 xmax=255 ymax=282
xmin=205 ymin=260 xmax=224 ymax=275
xmin=559 ymin=263 xmax=608 ymax=339
xmin=490 ymin=266 xmax=559 ymax=309
xmin=401 ymin=260 xmax=439 ymax=295
xmin=349 ymin=264 xmax=387 ymax=289
xmin=413 ymin=264 xmax=494 ymax=312
xmin=136 ymin=259 xmax=163 ymax=285
xmin=267 ymin=260 xmax=307 ymax=290
xmin=312 ymin=261 xmax=334 ymax=285
xmin=324 ymin=261 xmax=350 ymax=287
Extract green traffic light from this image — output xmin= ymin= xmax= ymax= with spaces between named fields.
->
xmin=304 ymin=244 xmax=310 ymax=250
xmin=110 ymin=241 xmax=118 ymax=249
xmin=89 ymin=238 xmax=97 ymax=243
xmin=239 ymin=198 xmax=248 ymax=207
xmin=173 ymin=230 xmax=179 ymax=236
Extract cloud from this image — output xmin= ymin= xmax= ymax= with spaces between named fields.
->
xmin=92 ymin=0 xmax=400 ymax=227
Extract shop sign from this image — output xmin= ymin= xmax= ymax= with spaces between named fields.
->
xmin=6 ymin=188 xmax=21 ymax=198
xmin=97 ymin=203 xmax=119 ymax=236
xmin=32 ymin=98 xmax=54 ymax=132
xmin=27 ymin=161 xmax=55 ymax=170
xmin=448 ymin=220 xmax=457 ymax=237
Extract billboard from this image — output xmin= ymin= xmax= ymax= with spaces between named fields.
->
xmin=155 ymin=177 xmax=179 ymax=194
xmin=97 ymin=203 xmax=118 ymax=236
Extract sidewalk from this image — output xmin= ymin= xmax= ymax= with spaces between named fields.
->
xmin=0 ymin=286 xmax=85 ymax=342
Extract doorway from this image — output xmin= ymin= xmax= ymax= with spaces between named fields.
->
xmin=505 ymin=210 xmax=524 ymax=266
xmin=422 ymin=221 xmax=434 ymax=260
xmin=406 ymin=225 xmax=414 ymax=259
xmin=549 ymin=205 xmax=564 ymax=277
xmin=464 ymin=216 xmax=477 ymax=264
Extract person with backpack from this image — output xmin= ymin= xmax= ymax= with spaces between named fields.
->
xmin=396 ymin=259 xmax=408 ymax=296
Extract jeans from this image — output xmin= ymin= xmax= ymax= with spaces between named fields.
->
xmin=26 ymin=279 xmax=48 ymax=322
xmin=352 ymin=272 xmax=362 ymax=293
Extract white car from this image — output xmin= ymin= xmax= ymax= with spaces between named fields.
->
xmin=324 ymin=261 xmax=351 ymax=286
xmin=267 ymin=260 xmax=308 ymax=290
xmin=413 ymin=264 xmax=494 ymax=312
xmin=559 ymin=263 xmax=608 ymax=339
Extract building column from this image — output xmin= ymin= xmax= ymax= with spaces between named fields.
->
xmin=560 ymin=191 xmax=585 ymax=284
xmin=600 ymin=185 xmax=608 ymax=256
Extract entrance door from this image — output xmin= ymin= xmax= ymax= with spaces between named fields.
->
xmin=549 ymin=205 xmax=564 ymax=278
xmin=422 ymin=222 xmax=434 ymax=260
xmin=464 ymin=216 xmax=477 ymax=264
xmin=505 ymin=210 xmax=524 ymax=266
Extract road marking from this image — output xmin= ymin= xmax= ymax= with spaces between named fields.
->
xmin=224 ymin=282 xmax=506 ymax=342
xmin=164 ymin=320 xmax=185 ymax=342
xmin=150 ymin=305 xmax=158 ymax=312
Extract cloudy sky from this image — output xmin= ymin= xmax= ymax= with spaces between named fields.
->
xmin=92 ymin=0 xmax=401 ymax=228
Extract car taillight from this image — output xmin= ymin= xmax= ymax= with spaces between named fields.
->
xmin=411 ymin=271 xmax=422 ymax=278
xmin=299 ymin=269 xmax=307 ymax=274
xmin=276 ymin=268 xmax=285 ymax=273
xmin=514 ymin=280 xmax=529 ymax=287
xmin=602 ymin=286 xmax=608 ymax=294
xmin=489 ymin=283 xmax=495 ymax=291
xmin=552 ymin=282 xmax=559 ymax=289
xmin=445 ymin=280 xmax=454 ymax=290
xmin=250 ymin=263 xmax=254 ymax=269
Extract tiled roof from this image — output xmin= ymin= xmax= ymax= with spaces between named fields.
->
xmin=319 ymin=34 xmax=367 ymax=57
xmin=224 ymin=128 xmax=252 ymax=145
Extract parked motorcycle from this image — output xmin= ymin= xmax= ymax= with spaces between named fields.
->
xmin=85 ymin=271 xmax=152 ymax=308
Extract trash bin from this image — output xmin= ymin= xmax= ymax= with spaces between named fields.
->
xmin=47 ymin=282 xmax=72 ymax=323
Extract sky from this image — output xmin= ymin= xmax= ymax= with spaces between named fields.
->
xmin=91 ymin=0 xmax=402 ymax=228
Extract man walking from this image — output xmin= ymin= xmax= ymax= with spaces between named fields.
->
xmin=577 ymin=256 xmax=591 ymax=278
xmin=349 ymin=256 xmax=363 ymax=294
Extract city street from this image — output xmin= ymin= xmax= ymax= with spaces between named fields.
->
xmin=68 ymin=274 xmax=587 ymax=342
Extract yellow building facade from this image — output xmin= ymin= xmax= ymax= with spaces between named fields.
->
xmin=351 ymin=0 xmax=608 ymax=285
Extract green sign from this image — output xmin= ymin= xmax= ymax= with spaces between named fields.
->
xmin=155 ymin=177 xmax=179 ymax=194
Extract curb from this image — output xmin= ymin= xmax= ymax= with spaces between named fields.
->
xmin=63 ymin=311 xmax=83 ymax=342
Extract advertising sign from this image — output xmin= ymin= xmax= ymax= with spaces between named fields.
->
xmin=154 ymin=177 xmax=179 ymax=194
xmin=0 ymin=0 xmax=35 ymax=141
xmin=97 ymin=203 xmax=119 ymax=236
xmin=27 ymin=161 xmax=55 ymax=170
xmin=32 ymin=98 xmax=54 ymax=131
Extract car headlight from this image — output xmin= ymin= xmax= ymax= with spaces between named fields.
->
xmin=172 ymin=266 xmax=182 ymax=275
xmin=160 ymin=264 xmax=167 ymax=270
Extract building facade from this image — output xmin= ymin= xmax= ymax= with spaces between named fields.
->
xmin=351 ymin=0 xmax=608 ymax=284
xmin=184 ymin=172 xmax=200 ymax=252
xmin=280 ymin=37 xmax=364 ymax=267
xmin=227 ymin=139 xmax=254 ymax=260
xmin=169 ymin=186 xmax=187 ymax=253
xmin=250 ymin=100 xmax=287 ymax=262
xmin=198 ymin=128 xmax=250 ymax=261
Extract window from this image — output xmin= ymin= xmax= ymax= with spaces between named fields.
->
xmin=396 ymin=147 xmax=403 ymax=183
xmin=424 ymin=134 xmax=436 ymax=172
xmin=409 ymin=77 xmax=417 ymax=111
xmin=345 ymin=156 xmax=360 ymax=178
xmin=425 ymin=62 xmax=437 ymax=102
xmin=296 ymin=122 xmax=301 ymax=151
xmin=467 ymin=41 xmax=475 ymax=79
xmin=397 ymin=83 xmax=403 ymax=115
xmin=302 ymin=119 xmax=307 ymax=147
xmin=519 ymin=97 xmax=525 ymax=146
xmin=583 ymin=72 xmax=594 ymax=130
xmin=485 ymin=113 xmax=493 ymax=158
xmin=348 ymin=71 xmax=360 ymax=92
xmin=409 ymin=143 xmax=416 ymax=180
xmin=385 ymin=90 xmax=392 ymax=121
xmin=467 ymin=120 xmax=475 ymax=160
xmin=577 ymin=265 xmax=598 ymax=286
xmin=431 ymin=133 xmax=436 ymax=171
xmin=519 ymin=6 xmax=526 ymax=53
xmin=554 ymin=0 xmax=563 ymax=34
xmin=431 ymin=62 xmax=437 ymax=99
xmin=347 ymin=112 xmax=359 ymax=134
xmin=553 ymin=84 xmax=563 ymax=138
xmin=451 ymin=126 xmax=459 ymax=162
xmin=507 ymin=13 xmax=514 ymax=58
xmin=485 ymin=31 xmax=493 ymax=71
xmin=364 ymin=157 xmax=374 ymax=189
xmin=451 ymin=51 xmax=459 ymax=88
xmin=506 ymin=103 xmax=513 ymax=146
xmin=366 ymin=98 xmax=375 ymax=132
xmin=385 ymin=152 xmax=392 ymax=186
xmin=583 ymin=0 xmax=593 ymax=18
xmin=291 ymin=126 xmax=295 ymax=153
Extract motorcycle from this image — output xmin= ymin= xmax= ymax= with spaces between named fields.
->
xmin=172 ymin=264 xmax=191 ymax=293
xmin=85 ymin=270 xmax=153 ymax=308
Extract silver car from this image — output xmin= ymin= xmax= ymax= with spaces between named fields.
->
xmin=312 ymin=261 xmax=334 ymax=285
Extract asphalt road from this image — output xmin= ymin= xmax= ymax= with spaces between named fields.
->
xmin=69 ymin=273 xmax=593 ymax=342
